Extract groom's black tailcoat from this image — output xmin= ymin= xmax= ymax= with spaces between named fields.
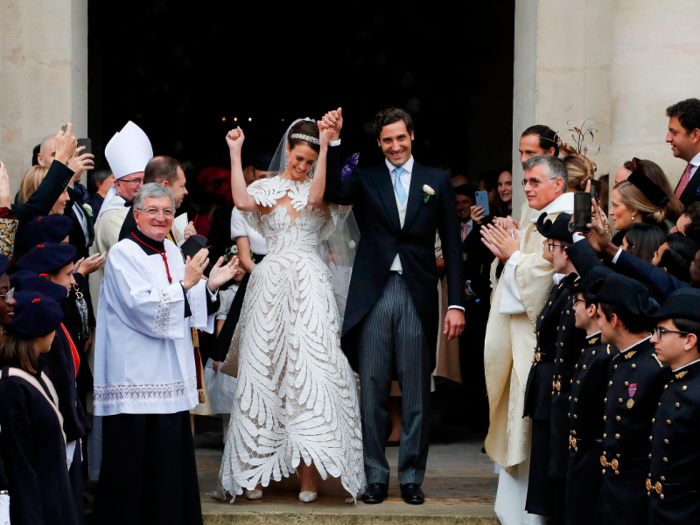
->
xmin=324 ymin=147 xmax=464 ymax=370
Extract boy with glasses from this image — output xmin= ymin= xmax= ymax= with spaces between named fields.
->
xmin=647 ymin=288 xmax=700 ymax=525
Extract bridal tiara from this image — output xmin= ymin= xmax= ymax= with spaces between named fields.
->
xmin=290 ymin=133 xmax=320 ymax=145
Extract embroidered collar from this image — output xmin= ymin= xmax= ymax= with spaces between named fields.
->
xmin=587 ymin=331 xmax=602 ymax=345
xmin=619 ymin=335 xmax=651 ymax=355
xmin=671 ymin=358 xmax=700 ymax=374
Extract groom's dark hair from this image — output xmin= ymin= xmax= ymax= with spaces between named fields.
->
xmin=375 ymin=108 xmax=414 ymax=138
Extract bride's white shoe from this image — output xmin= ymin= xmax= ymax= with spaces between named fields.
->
xmin=245 ymin=489 xmax=263 ymax=500
xmin=299 ymin=491 xmax=318 ymax=503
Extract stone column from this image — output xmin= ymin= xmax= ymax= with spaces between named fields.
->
xmin=0 ymin=0 xmax=88 ymax=188
xmin=512 ymin=0 xmax=614 ymax=215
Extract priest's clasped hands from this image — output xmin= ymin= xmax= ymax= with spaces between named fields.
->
xmin=481 ymin=216 xmax=521 ymax=262
xmin=182 ymin=248 xmax=239 ymax=293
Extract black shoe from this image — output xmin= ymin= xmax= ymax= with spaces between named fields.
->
xmin=400 ymin=483 xmax=424 ymax=505
xmin=361 ymin=483 xmax=388 ymax=504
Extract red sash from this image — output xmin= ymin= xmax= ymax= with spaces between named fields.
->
xmin=61 ymin=324 xmax=80 ymax=379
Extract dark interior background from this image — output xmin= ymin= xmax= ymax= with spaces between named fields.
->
xmin=88 ymin=1 xmax=515 ymax=210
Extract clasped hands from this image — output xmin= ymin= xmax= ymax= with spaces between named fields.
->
xmin=182 ymin=248 xmax=239 ymax=293
xmin=481 ymin=216 xmax=520 ymax=262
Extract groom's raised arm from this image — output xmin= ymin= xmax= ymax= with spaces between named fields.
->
xmin=323 ymin=144 xmax=361 ymax=206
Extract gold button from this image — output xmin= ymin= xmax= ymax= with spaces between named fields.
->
xmin=652 ymin=418 xmax=656 ymax=423
xmin=649 ymin=436 xmax=652 ymax=441
xmin=583 ymin=365 xmax=587 ymax=370
xmin=615 ymin=365 xmax=618 ymax=369
xmin=609 ymin=381 xmax=613 ymax=386
xmin=615 ymin=434 xmax=620 ymax=439
xmin=616 ymin=416 xmax=621 ymax=421
xmin=592 ymin=351 xmax=596 ymax=355
xmin=661 ymin=494 xmax=665 ymax=500
xmin=549 ymin=302 xmax=552 ymax=305
xmin=561 ymin=342 xmax=564 ymax=346
xmin=663 ymin=457 xmax=668 ymax=462
xmin=602 ymin=469 xmax=606 ymax=474
xmin=615 ymin=470 xmax=619 ymax=475
xmin=665 ymin=385 xmax=669 ymax=390
xmin=619 ymin=398 xmax=624 ymax=403
xmin=569 ymin=396 xmax=572 ymax=401
xmin=604 ymin=416 xmax=607 ymax=421
xmin=577 ymin=380 xmax=580 ymax=385
xmin=664 ymin=439 xmax=669 ymax=444
xmin=604 ymin=398 xmax=608 ymax=403
xmin=574 ymin=414 xmax=578 ymax=419
xmin=661 ymin=476 xmax=666 ymax=481
xmin=676 ymin=403 xmax=680 ymax=408
xmin=667 ymin=420 xmax=672 ymax=425
xmin=683 ymin=386 xmax=688 ymax=391
xmin=560 ymin=358 xmax=564 ymax=362
xmin=625 ymin=381 xmax=629 ymax=386
xmin=632 ymin=364 xmax=637 ymax=369
xmin=603 ymin=433 xmax=607 ymax=438
xmin=567 ymin=310 xmax=571 ymax=315
xmin=563 ymin=326 xmax=566 ymax=330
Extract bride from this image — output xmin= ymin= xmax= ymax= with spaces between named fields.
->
xmin=218 ymin=114 xmax=366 ymax=503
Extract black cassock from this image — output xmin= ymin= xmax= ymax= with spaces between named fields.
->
xmin=648 ymin=359 xmax=700 ymax=525
xmin=0 ymin=364 xmax=78 ymax=525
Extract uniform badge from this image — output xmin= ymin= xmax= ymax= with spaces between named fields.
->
xmin=589 ymin=337 xmax=599 ymax=345
xmin=627 ymin=384 xmax=637 ymax=408
xmin=675 ymin=370 xmax=688 ymax=380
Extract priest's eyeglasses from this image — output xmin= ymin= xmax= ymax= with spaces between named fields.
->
xmin=137 ymin=207 xmax=176 ymax=219
xmin=653 ymin=327 xmax=690 ymax=339
xmin=522 ymin=177 xmax=555 ymax=188
xmin=0 ymin=288 xmax=14 ymax=302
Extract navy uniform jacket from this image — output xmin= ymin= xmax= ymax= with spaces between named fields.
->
xmin=566 ymin=335 xmax=618 ymax=525
xmin=598 ymin=338 xmax=672 ymax=525
xmin=549 ymin=277 xmax=587 ymax=477
xmin=523 ymin=276 xmax=571 ymax=420
xmin=40 ymin=324 xmax=90 ymax=442
xmin=648 ymin=360 xmax=700 ymax=525
xmin=0 ymin=365 xmax=78 ymax=525
xmin=324 ymin=148 xmax=464 ymax=370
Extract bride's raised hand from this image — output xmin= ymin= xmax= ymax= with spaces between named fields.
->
xmin=226 ymin=127 xmax=245 ymax=152
xmin=321 ymin=108 xmax=343 ymax=141
xmin=318 ymin=121 xmax=333 ymax=147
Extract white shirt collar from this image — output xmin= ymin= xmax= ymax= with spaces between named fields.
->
xmin=461 ymin=218 xmax=473 ymax=227
xmin=386 ymin=156 xmax=415 ymax=175
xmin=671 ymin=357 xmax=700 ymax=373
xmin=586 ymin=331 xmax=602 ymax=340
xmin=553 ymin=273 xmax=566 ymax=284
xmin=619 ymin=335 xmax=651 ymax=354
xmin=528 ymin=192 xmax=575 ymax=223
xmin=690 ymin=150 xmax=700 ymax=167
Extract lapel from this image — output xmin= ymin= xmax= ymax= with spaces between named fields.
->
xmin=681 ymin=167 xmax=700 ymax=204
xmin=368 ymin=166 xmax=401 ymax=232
xmin=403 ymin=163 xmax=431 ymax=231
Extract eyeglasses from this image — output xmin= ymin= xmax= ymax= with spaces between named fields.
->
xmin=522 ymin=177 xmax=556 ymax=189
xmin=572 ymin=296 xmax=586 ymax=306
xmin=137 ymin=207 xmax=176 ymax=219
xmin=548 ymin=243 xmax=564 ymax=252
xmin=0 ymin=288 xmax=14 ymax=302
xmin=653 ymin=327 xmax=690 ymax=340
xmin=118 ymin=178 xmax=144 ymax=186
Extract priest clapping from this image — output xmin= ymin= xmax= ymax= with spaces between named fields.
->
xmin=90 ymin=183 xmax=238 ymax=523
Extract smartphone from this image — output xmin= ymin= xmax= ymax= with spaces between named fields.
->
xmin=77 ymin=138 xmax=92 ymax=155
xmin=589 ymin=179 xmax=601 ymax=202
xmin=475 ymin=190 xmax=490 ymax=217
xmin=573 ymin=192 xmax=592 ymax=233
xmin=61 ymin=124 xmax=67 ymax=132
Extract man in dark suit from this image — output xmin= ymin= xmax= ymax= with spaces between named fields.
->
xmin=666 ymin=98 xmax=700 ymax=206
xmin=323 ymin=108 xmax=465 ymax=505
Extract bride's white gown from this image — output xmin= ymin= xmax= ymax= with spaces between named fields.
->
xmin=219 ymin=176 xmax=366 ymax=500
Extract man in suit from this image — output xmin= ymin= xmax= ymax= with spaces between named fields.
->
xmin=666 ymin=98 xmax=700 ymax=206
xmin=322 ymin=107 xmax=465 ymax=505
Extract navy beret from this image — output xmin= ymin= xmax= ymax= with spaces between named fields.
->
xmin=0 ymin=254 xmax=8 ymax=276
xmin=537 ymin=212 xmax=573 ymax=243
xmin=588 ymin=273 xmax=659 ymax=317
xmin=8 ymin=291 xmax=64 ymax=337
xmin=10 ymin=270 xmax=68 ymax=302
xmin=15 ymin=215 xmax=73 ymax=257
xmin=17 ymin=243 xmax=77 ymax=274
xmin=566 ymin=266 xmax=615 ymax=294
xmin=654 ymin=288 xmax=700 ymax=322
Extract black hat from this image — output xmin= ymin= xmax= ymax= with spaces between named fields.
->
xmin=627 ymin=159 xmax=669 ymax=208
xmin=565 ymin=266 xmax=614 ymax=294
xmin=180 ymin=234 xmax=208 ymax=259
xmin=588 ymin=273 xmax=659 ymax=317
xmin=10 ymin=271 xmax=68 ymax=302
xmin=15 ymin=215 xmax=73 ymax=257
xmin=17 ymin=243 xmax=77 ymax=274
xmin=537 ymin=212 xmax=573 ymax=243
xmin=654 ymin=288 xmax=700 ymax=322
xmin=0 ymin=254 xmax=9 ymax=276
xmin=8 ymin=291 xmax=64 ymax=337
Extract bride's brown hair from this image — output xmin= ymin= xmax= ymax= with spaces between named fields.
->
xmin=288 ymin=121 xmax=320 ymax=153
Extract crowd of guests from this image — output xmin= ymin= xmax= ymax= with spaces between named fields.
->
xmin=2 ymin=94 xmax=700 ymax=525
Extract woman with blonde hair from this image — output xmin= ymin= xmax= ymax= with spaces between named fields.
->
xmin=16 ymin=166 xmax=71 ymax=216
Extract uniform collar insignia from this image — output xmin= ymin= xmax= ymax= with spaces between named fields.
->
xmin=675 ymin=370 xmax=689 ymax=380
xmin=588 ymin=337 xmax=599 ymax=345
xmin=623 ymin=350 xmax=637 ymax=360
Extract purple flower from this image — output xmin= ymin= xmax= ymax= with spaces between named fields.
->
xmin=341 ymin=153 xmax=360 ymax=179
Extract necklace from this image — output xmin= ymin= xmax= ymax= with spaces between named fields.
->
xmin=131 ymin=232 xmax=172 ymax=283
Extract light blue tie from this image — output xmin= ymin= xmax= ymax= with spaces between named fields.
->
xmin=394 ymin=167 xmax=407 ymax=206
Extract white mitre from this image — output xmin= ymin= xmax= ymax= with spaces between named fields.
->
xmin=97 ymin=121 xmax=153 ymax=220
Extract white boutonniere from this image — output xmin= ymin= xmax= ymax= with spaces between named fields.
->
xmin=422 ymin=184 xmax=436 ymax=203
xmin=82 ymin=203 xmax=93 ymax=218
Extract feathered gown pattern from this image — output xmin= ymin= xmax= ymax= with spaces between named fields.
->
xmin=219 ymin=176 xmax=365 ymax=500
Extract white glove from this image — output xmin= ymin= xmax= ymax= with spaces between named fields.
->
xmin=66 ymin=440 xmax=77 ymax=471
xmin=0 ymin=493 xmax=10 ymax=525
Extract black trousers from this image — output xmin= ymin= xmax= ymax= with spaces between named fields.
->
xmin=526 ymin=419 xmax=559 ymax=518
xmin=565 ymin=447 xmax=603 ymax=525
xmin=357 ymin=273 xmax=431 ymax=486
xmin=597 ymin=464 xmax=649 ymax=525
xmin=92 ymin=411 xmax=202 ymax=525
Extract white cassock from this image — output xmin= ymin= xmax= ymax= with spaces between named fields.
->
xmin=483 ymin=192 xmax=574 ymax=525
xmin=93 ymin=236 xmax=217 ymax=416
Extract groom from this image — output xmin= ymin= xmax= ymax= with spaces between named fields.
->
xmin=323 ymin=108 xmax=465 ymax=505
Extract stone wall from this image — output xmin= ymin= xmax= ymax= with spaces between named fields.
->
xmin=0 ymin=0 xmax=88 ymax=188
xmin=512 ymin=0 xmax=698 ymax=215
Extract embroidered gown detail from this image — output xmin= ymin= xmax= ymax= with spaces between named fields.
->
xmin=219 ymin=176 xmax=365 ymax=500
